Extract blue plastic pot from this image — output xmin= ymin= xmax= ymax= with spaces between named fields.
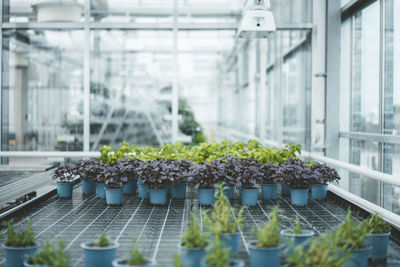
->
xmin=290 ymin=188 xmax=309 ymax=206
xmin=112 ymin=259 xmax=156 ymax=267
xmin=2 ymin=244 xmax=37 ymax=267
xmin=96 ymin=182 xmax=106 ymax=199
xmin=171 ymin=184 xmax=187 ymax=199
xmin=181 ymin=246 xmax=207 ymax=267
xmin=365 ymin=232 xmax=390 ymax=260
xmin=261 ymin=184 xmax=278 ymax=200
xmin=311 ymin=184 xmax=328 ymax=200
xmin=248 ymin=243 xmax=281 ymax=267
xmin=281 ymin=184 xmax=291 ymax=196
xmin=240 ymin=188 xmax=259 ymax=206
xmin=23 ymin=259 xmax=48 ymax=267
xmin=198 ymin=188 xmax=215 ymax=205
xmin=123 ymin=180 xmax=137 ymax=195
xmin=223 ymin=186 xmax=235 ymax=200
xmin=82 ymin=180 xmax=96 ymax=195
xmin=281 ymin=229 xmax=314 ymax=255
xmin=56 ymin=182 xmax=73 ymax=199
xmin=344 ymin=247 xmax=371 ymax=267
xmin=220 ymin=232 xmax=240 ymax=256
xmin=106 ymin=188 xmax=123 ymax=206
xmin=137 ymin=182 xmax=149 ymax=199
xmin=81 ymin=242 xmax=119 ymax=267
xmin=149 ymin=188 xmax=168 ymax=205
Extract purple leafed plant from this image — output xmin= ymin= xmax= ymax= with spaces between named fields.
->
xmin=97 ymin=163 xmax=129 ymax=189
xmin=189 ymin=161 xmax=219 ymax=189
xmin=218 ymin=156 xmax=241 ymax=187
xmin=52 ymin=162 xmax=77 ymax=182
xmin=136 ymin=159 xmax=174 ymax=189
xmin=310 ymin=162 xmax=340 ymax=185
xmin=278 ymin=158 xmax=317 ymax=189
xmin=115 ymin=158 xmax=142 ymax=182
xmin=238 ymin=158 xmax=263 ymax=188
xmin=76 ymin=159 xmax=99 ymax=181
xmin=260 ymin=162 xmax=281 ymax=184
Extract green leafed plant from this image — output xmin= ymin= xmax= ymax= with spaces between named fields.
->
xmin=252 ymin=207 xmax=280 ymax=247
xmin=30 ymin=240 xmax=69 ymax=267
xmin=333 ymin=210 xmax=367 ymax=249
xmin=181 ymin=216 xmax=208 ymax=248
xmin=174 ymin=254 xmax=183 ymax=267
xmin=203 ymin=184 xmax=245 ymax=234
xmin=4 ymin=219 xmax=35 ymax=247
xmin=363 ymin=214 xmax=390 ymax=234
xmin=292 ymin=215 xmax=302 ymax=234
xmin=286 ymin=234 xmax=349 ymax=267
xmin=206 ymin=234 xmax=231 ymax=267
xmin=127 ymin=240 xmax=147 ymax=265
xmin=97 ymin=233 xmax=110 ymax=247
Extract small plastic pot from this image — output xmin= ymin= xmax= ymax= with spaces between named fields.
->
xmin=343 ymin=247 xmax=371 ymax=267
xmin=96 ymin=182 xmax=107 ymax=199
xmin=106 ymin=187 xmax=124 ymax=206
xmin=311 ymin=184 xmax=328 ymax=200
xmin=281 ymin=184 xmax=291 ymax=196
xmin=137 ymin=182 xmax=149 ymax=199
xmin=261 ymin=184 xmax=278 ymax=200
xmin=365 ymin=232 xmax=390 ymax=260
xmin=240 ymin=188 xmax=259 ymax=206
xmin=149 ymin=188 xmax=168 ymax=205
xmin=198 ymin=188 xmax=215 ymax=205
xmin=181 ymin=246 xmax=207 ymax=267
xmin=223 ymin=186 xmax=235 ymax=200
xmin=112 ymin=258 xmax=156 ymax=267
xmin=220 ymin=232 xmax=240 ymax=256
xmin=248 ymin=243 xmax=282 ymax=267
xmin=82 ymin=179 xmax=96 ymax=195
xmin=170 ymin=184 xmax=187 ymax=199
xmin=2 ymin=244 xmax=37 ymax=267
xmin=123 ymin=180 xmax=137 ymax=195
xmin=57 ymin=182 xmax=73 ymax=199
xmin=81 ymin=241 xmax=119 ymax=267
xmin=23 ymin=259 xmax=48 ymax=267
xmin=290 ymin=188 xmax=309 ymax=206
xmin=281 ymin=229 xmax=314 ymax=255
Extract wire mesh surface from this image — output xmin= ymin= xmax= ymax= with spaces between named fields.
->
xmin=1 ymin=184 xmax=400 ymax=267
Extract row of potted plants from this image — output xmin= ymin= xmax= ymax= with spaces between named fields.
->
xmin=2 ymin=194 xmax=392 ymax=267
xmin=52 ymin=155 xmax=340 ymax=207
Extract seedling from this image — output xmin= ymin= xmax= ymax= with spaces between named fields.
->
xmin=4 ymin=219 xmax=35 ymax=247
xmin=252 ymin=207 xmax=280 ymax=247
xmin=127 ymin=240 xmax=147 ymax=265
xmin=29 ymin=240 xmax=68 ymax=267
xmin=292 ymin=215 xmax=302 ymax=234
xmin=181 ymin=216 xmax=208 ymax=248
xmin=363 ymin=214 xmax=390 ymax=234
xmin=97 ymin=233 xmax=110 ymax=247
xmin=206 ymin=235 xmax=231 ymax=267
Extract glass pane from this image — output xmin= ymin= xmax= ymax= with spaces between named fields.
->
xmin=4 ymin=0 xmax=85 ymax=23
xmin=384 ymin=0 xmax=400 ymax=136
xmin=340 ymin=18 xmax=351 ymax=132
xmin=1 ymin=30 xmax=84 ymax=151
xmin=383 ymin=144 xmax=400 ymax=213
xmin=351 ymin=2 xmax=380 ymax=133
xmin=350 ymin=140 xmax=380 ymax=205
xmin=270 ymin=0 xmax=312 ymax=24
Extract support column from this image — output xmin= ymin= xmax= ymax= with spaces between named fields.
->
xmin=259 ymin=39 xmax=267 ymax=142
xmin=171 ymin=0 xmax=179 ymax=144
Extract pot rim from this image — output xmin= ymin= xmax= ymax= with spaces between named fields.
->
xmin=280 ymin=229 xmax=314 ymax=237
xmin=23 ymin=259 xmax=49 ymax=267
xmin=219 ymin=231 xmax=240 ymax=237
xmin=366 ymin=232 xmax=390 ymax=237
xmin=57 ymin=181 xmax=73 ymax=184
xmin=106 ymin=187 xmax=124 ymax=191
xmin=241 ymin=187 xmax=259 ymax=191
xmin=179 ymin=244 xmax=207 ymax=250
xmin=290 ymin=188 xmax=310 ymax=191
xmin=112 ymin=258 xmax=156 ymax=266
xmin=2 ymin=244 xmax=37 ymax=250
xmin=248 ymin=242 xmax=283 ymax=250
xmin=261 ymin=183 xmax=278 ymax=186
xmin=199 ymin=187 xmax=215 ymax=190
xmin=312 ymin=184 xmax=328 ymax=187
xmin=347 ymin=246 xmax=372 ymax=252
xmin=81 ymin=241 xmax=119 ymax=250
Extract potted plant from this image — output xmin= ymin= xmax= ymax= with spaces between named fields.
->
xmin=260 ymin=162 xmax=280 ymax=200
xmin=137 ymin=159 xmax=170 ymax=205
xmin=118 ymin=158 xmax=139 ymax=196
xmin=102 ymin=164 xmax=128 ymax=206
xmin=81 ymin=233 xmax=119 ymax=267
xmin=333 ymin=210 xmax=371 ymax=267
xmin=52 ymin=162 xmax=77 ymax=199
xmin=286 ymin=233 xmax=349 ymax=267
xmin=95 ymin=162 xmax=108 ymax=199
xmin=363 ymin=214 xmax=390 ymax=260
xmin=218 ymin=157 xmax=239 ymax=200
xmin=203 ymin=184 xmax=245 ymax=256
xmin=180 ymin=216 xmax=208 ymax=267
xmin=169 ymin=159 xmax=191 ymax=199
xmin=2 ymin=220 xmax=37 ymax=267
xmin=190 ymin=161 xmax=218 ymax=205
xmin=77 ymin=159 xmax=98 ymax=195
xmin=280 ymin=215 xmax=313 ymax=255
xmin=238 ymin=158 xmax=262 ymax=206
xmin=248 ymin=207 xmax=282 ymax=267
xmin=112 ymin=240 xmax=155 ymax=267
xmin=203 ymin=234 xmax=244 ymax=267
xmin=24 ymin=240 xmax=68 ymax=267
xmin=279 ymin=159 xmax=314 ymax=206
xmin=310 ymin=162 xmax=340 ymax=200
